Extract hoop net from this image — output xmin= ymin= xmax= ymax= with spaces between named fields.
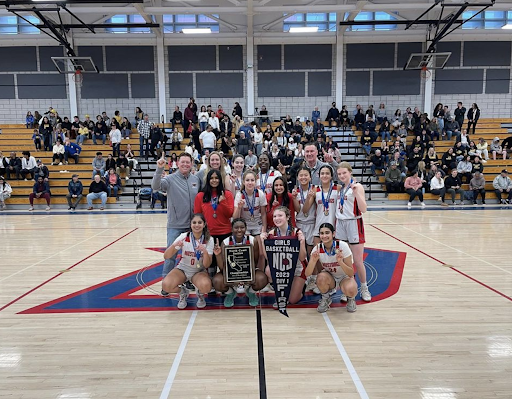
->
xmin=420 ymin=66 xmax=431 ymax=80
xmin=72 ymin=69 xmax=83 ymax=87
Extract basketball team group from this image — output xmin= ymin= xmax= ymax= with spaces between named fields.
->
xmin=152 ymin=142 xmax=370 ymax=314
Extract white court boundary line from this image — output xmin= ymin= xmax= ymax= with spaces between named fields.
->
xmin=0 ymin=216 xmax=135 ymax=283
xmin=323 ymin=313 xmax=370 ymax=399
xmin=371 ymin=213 xmax=512 ymax=276
xmin=160 ymin=310 xmax=197 ymax=399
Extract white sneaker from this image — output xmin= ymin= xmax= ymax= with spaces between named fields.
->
xmin=317 ymin=295 xmax=332 ymax=313
xmin=346 ymin=297 xmax=357 ymax=313
xmin=360 ymin=285 xmax=371 ymax=302
xmin=196 ymin=293 xmax=206 ymax=309
xmin=305 ymin=275 xmax=317 ymax=292
xmin=45 ymin=206 xmax=51 ymax=211
xmin=177 ymin=286 xmax=189 ymax=309
xmin=340 ymin=293 xmax=348 ymax=302
xmin=125 ymin=176 xmax=129 ymax=180
xmin=260 ymin=283 xmax=274 ymax=293
xmin=50 ymin=163 xmax=54 ymax=166
xmin=235 ymin=283 xmax=246 ymax=294
xmin=28 ymin=206 xmax=34 ymax=211
xmin=58 ymin=162 xmax=63 ymax=165
xmin=407 ymin=202 xmax=412 ymax=209
xmin=421 ymin=202 xmax=426 ymax=208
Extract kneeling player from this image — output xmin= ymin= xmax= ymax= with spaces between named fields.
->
xmin=306 ymin=223 xmax=358 ymax=313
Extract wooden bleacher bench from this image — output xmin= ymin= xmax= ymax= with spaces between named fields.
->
xmin=5 ymin=196 xmax=117 ymax=205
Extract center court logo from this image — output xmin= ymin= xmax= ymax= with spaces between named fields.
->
xmin=19 ymin=247 xmax=406 ymax=314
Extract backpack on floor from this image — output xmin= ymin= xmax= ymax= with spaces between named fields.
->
xmin=463 ymin=190 xmax=474 ymax=201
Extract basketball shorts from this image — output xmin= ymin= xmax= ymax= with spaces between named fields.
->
xmin=335 ymin=218 xmax=365 ymax=244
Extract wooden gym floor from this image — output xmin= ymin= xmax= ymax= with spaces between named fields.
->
xmin=0 ymin=209 xmax=511 ymax=399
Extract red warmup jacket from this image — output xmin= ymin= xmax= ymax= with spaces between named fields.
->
xmin=194 ymin=189 xmax=234 ymax=236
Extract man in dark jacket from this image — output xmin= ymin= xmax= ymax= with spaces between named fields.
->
xmin=445 ymin=169 xmax=465 ymax=205
xmin=66 ymin=174 xmax=83 ymax=210
xmin=87 ymin=174 xmax=108 ymax=210
xmin=116 ymin=152 xmax=130 ymax=180
xmin=29 ymin=176 xmax=51 ymax=211
xmin=326 ymin=102 xmax=340 ymax=129
xmin=235 ymin=131 xmax=252 ymax=157
xmin=219 ymin=114 xmax=233 ymax=137
xmin=5 ymin=152 xmax=21 ymax=180
xmin=454 ymin=102 xmax=466 ymax=128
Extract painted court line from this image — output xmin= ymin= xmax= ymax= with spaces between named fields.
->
xmin=370 ymin=224 xmax=512 ymax=302
xmin=160 ymin=310 xmax=197 ymax=399
xmin=371 ymin=213 xmax=512 ymax=276
xmin=0 ymin=228 xmax=138 ymax=312
xmin=323 ymin=313 xmax=370 ymax=399
xmin=0 ymin=217 xmax=136 ymax=283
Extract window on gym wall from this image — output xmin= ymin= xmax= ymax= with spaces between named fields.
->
xmin=0 ymin=16 xmax=40 ymax=34
xmin=163 ymin=15 xmax=220 ymax=33
xmin=462 ymin=10 xmax=511 ymax=29
xmin=346 ymin=11 xmax=398 ymax=31
xmin=105 ymin=15 xmax=152 ymax=33
xmin=283 ymin=13 xmax=336 ymax=32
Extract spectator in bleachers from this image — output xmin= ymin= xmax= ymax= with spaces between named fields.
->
xmin=39 ymin=116 xmax=53 ymax=151
xmin=258 ymin=105 xmax=270 ymax=126
xmin=32 ymin=128 xmax=42 ymax=151
xmin=61 ymin=116 xmax=71 ymax=135
xmin=354 ymin=108 xmax=365 ymax=131
xmin=20 ymin=151 xmax=37 ymax=181
xmin=116 ymin=152 xmax=130 ymax=181
xmin=424 ymin=147 xmax=439 ymax=170
xmin=33 ymin=111 xmax=41 ymax=128
xmin=232 ymin=102 xmax=243 ymax=119
xmin=391 ymin=109 xmax=402 ymax=128
xmin=390 ymin=139 xmax=405 ymax=156
xmin=467 ymin=140 xmax=478 ymax=158
xmin=404 ymin=170 xmax=426 ymax=209
xmin=137 ymin=114 xmax=153 ymax=159
xmin=292 ymin=119 xmax=303 ymax=136
xmin=245 ymin=149 xmax=258 ymax=168
xmin=101 ymin=111 xmax=110 ymax=125
xmin=121 ymin=117 xmax=132 ymax=139
xmin=445 ymin=169 xmax=465 ymax=205
xmin=366 ymin=105 xmax=375 ymax=121
xmin=93 ymin=115 xmax=107 ymax=145
xmin=369 ymin=149 xmax=385 ymax=177
xmin=406 ymin=146 xmax=423 ymax=173
xmin=200 ymin=125 xmax=217 ymax=154
xmin=470 ymin=171 xmax=486 ymax=205
xmin=376 ymin=103 xmax=387 ymax=124
xmin=379 ymin=119 xmax=391 ymax=142
xmin=0 ymin=152 xmax=6 ymax=177
xmin=412 ymin=107 xmax=422 ymax=125
xmin=410 ymin=136 xmax=425 ymax=157
xmin=5 ymin=152 xmax=21 ymax=181
xmin=236 ymin=130 xmax=252 ymax=157
xmin=326 ymin=102 xmax=340 ymax=129
xmin=220 ymin=114 xmax=233 ymax=137
xmin=426 ymin=164 xmax=444 ymax=183
xmin=428 ymin=117 xmax=440 ymax=141
xmin=125 ymin=144 xmax=139 ymax=171
xmin=284 ymin=115 xmax=294 ymax=131
xmin=84 ymin=115 xmax=95 ymax=138
xmin=76 ymin=122 xmax=88 ymax=145
xmin=110 ymin=124 xmax=122 ymax=158
xmin=391 ymin=151 xmax=407 ymax=176
xmin=269 ymin=144 xmax=281 ymax=169
xmin=28 ymin=175 xmax=51 ymax=211
xmin=476 ymin=137 xmax=489 ymax=161
xmin=360 ymin=129 xmax=373 ymax=156
xmin=441 ymin=148 xmax=457 ymax=173
xmin=113 ymin=110 xmax=122 ymax=126
xmin=134 ymin=106 xmax=143 ymax=127
xmin=35 ymin=159 xmax=49 ymax=182
xmin=430 ymin=170 xmax=448 ymax=206
xmin=169 ymin=129 xmax=183 ymax=151
xmin=364 ymin=117 xmax=378 ymax=142
xmin=457 ymin=155 xmax=473 ymax=184
xmin=170 ymin=106 xmax=183 ymax=132
xmin=315 ymin=119 xmax=325 ymax=139
xmin=453 ymin=141 xmax=467 ymax=162
xmin=26 ymin=111 xmax=34 ymax=129
xmin=433 ymin=103 xmax=444 ymax=131
xmin=312 ymin=106 xmax=320 ymax=131
xmin=402 ymin=112 xmax=414 ymax=132
xmin=414 ymin=115 xmax=429 ymax=136
xmin=253 ymin=125 xmax=264 ymax=156
xmin=64 ymin=137 xmax=81 ymax=165
xmin=66 ymin=174 xmax=83 ymax=211
xmin=0 ymin=176 xmax=11 ymax=210
xmin=105 ymin=154 xmax=116 ymax=175
xmin=417 ymin=161 xmax=429 ymax=192
xmin=501 ymin=135 xmax=512 ymax=153
xmin=87 ymin=174 xmax=108 ymax=211
xmin=491 ymin=137 xmax=506 ymax=160
xmin=70 ymin=116 xmax=80 ymax=139
xmin=304 ymin=120 xmax=313 ymax=142
xmin=493 ymin=169 xmax=512 ymax=204
xmin=385 ymin=162 xmax=403 ymax=193
xmin=198 ymin=105 xmax=209 ymax=132
xmin=340 ymin=105 xmax=351 ymax=130
xmin=454 ymin=102 xmax=466 ymax=128
xmin=276 ymin=130 xmax=287 ymax=148
xmin=472 ymin=156 xmax=484 ymax=175
xmin=419 ymin=129 xmax=431 ymax=147
xmin=456 ymin=129 xmax=470 ymax=150
xmin=92 ymin=152 xmax=105 ymax=179
xmin=168 ymin=153 xmax=178 ymax=172
xmin=467 ymin=103 xmax=480 ymax=135
xmin=51 ymin=137 xmax=65 ymax=165
xmin=106 ymin=168 xmax=121 ymax=200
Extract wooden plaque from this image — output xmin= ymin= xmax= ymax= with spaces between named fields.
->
xmin=223 ymin=245 xmax=255 ymax=285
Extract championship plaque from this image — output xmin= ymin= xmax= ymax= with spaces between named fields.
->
xmin=223 ymin=245 xmax=255 ymax=285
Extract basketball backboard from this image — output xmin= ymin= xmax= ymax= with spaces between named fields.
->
xmin=51 ymin=56 xmax=99 ymax=74
xmin=403 ymin=52 xmax=452 ymax=70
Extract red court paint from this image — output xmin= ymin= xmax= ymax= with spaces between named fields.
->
xmin=0 ymin=228 xmax=138 ymax=312
xmin=370 ymin=224 xmax=512 ymax=302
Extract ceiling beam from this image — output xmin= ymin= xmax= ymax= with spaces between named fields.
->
xmin=340 ymin=0 xmax=366 ymax=33
xmin=134 ymin=2 xmax=161 ymax=37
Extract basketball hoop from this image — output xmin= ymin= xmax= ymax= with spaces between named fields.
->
xmin=420 ymin=66 xmax=431 ymax=81
xmin=72 ymin=69 xmax=83 ymax=87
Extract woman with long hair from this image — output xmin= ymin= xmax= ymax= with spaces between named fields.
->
xmin=306 ymin=222 xmax=358 ymax=313
xmin=228 ymin=154 xmax=245 ymax=196
xmin=163 ymin=213 xmax=215 ymax=310
xmin=198 ymin=105 xmax=209 ymax=132
xmin=39 ymin=116 xmax=53 ymax=151
xmin=335 ymin=162 xmax=371 ymax=302
xmin=467 ymin=103 xmax=480 ymax=135
xmin=233 ymin=170 xmax=268 ymax=270
xmin=197 ymin=151 xmax=233 ymax=193
xmin=194 ymin=169 xmax=235 ymax=276
xmin=266 ymin=176 xmax=298 ymax=229
xmin=293 ymin=167 xmax=316 ymax=254
xmin=261 ymin=206 xmax=307 ymax=306
xmin=213 ymin=218 xmax=269 ymax=307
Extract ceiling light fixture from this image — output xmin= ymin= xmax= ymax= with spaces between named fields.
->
xmin=182 ymin=28 xmax=212 ymax=34
xmin=289 ymin=26 xmax=319 ymax=33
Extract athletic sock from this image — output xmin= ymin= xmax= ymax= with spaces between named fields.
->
xmin=360 ymin=282 xmax=368 ymax=289
xmin=226 ymin=287 xmax=234 ymax=295
xmin=246 ymin=286 xmax=255 ymax=294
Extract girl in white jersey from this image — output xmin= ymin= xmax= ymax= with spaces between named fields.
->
xmin=261 ymin=206 xmax=307 ymax=306
xmin=335 ymin=162 xmax=371 ymax=302
xmin=163 ymin=213 xmax=215 ymax=310
xmin=306 ymin=223 xmax=358 ymax=313
xmin=292 ymin=167 xmax=317 ymax=252
xmin=228 ymin=154 xmax=245 ymax=196
xmin=213 ymin=218 xmax=269 ymax=307
xmin=256 ymin=153 xmax=282 ymax=195
xmin=233 ymin=170 xmax=268 ymax=270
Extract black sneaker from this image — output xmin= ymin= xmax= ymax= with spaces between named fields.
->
xmin=161 ymin=289 xmax=170 ymax=296
xmin=185 ymin=281 xmax=195 ymax=290
xmin=68 ymin=207 xmax=72 ymax=210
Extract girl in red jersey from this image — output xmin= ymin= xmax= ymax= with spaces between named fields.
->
xmin=335 ymin=162 xmax=371 ymax=302
xmin=306 ymin=223 xmax=358 ymax=313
